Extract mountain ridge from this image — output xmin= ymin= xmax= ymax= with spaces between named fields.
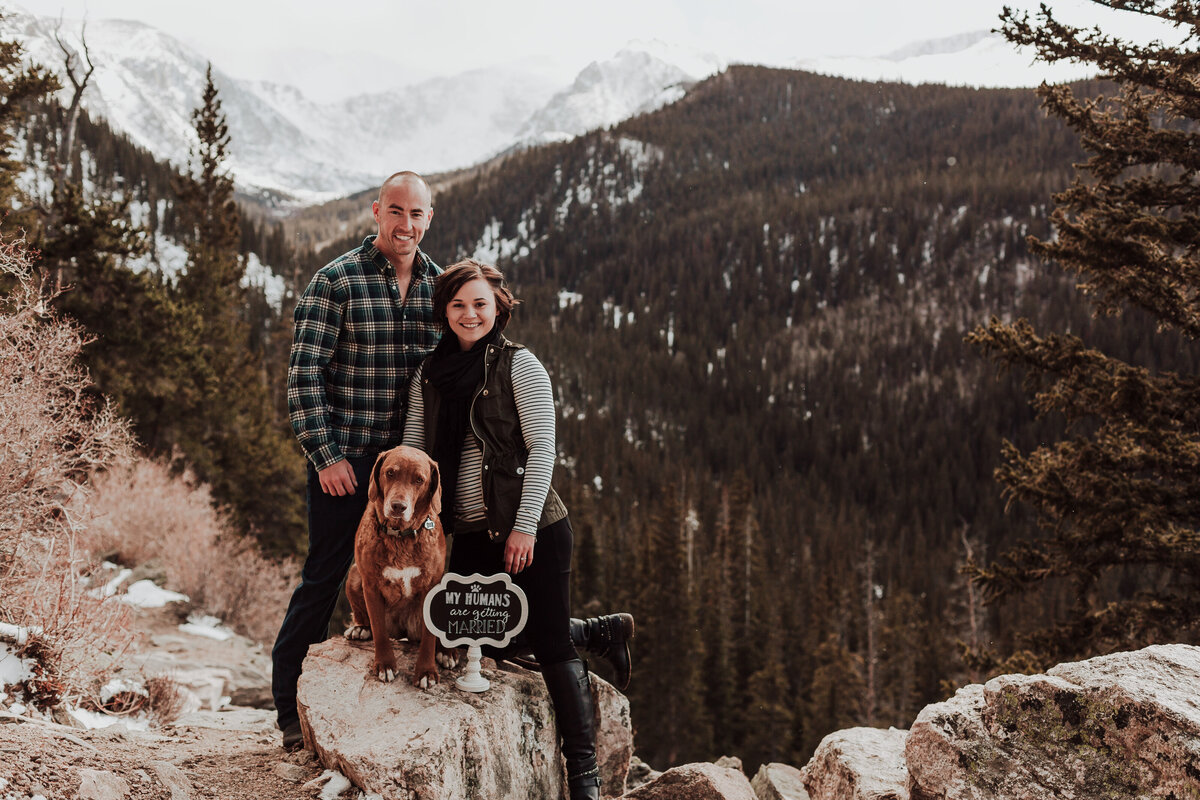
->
xmin=8 ymin=7 xmax=1097 ymax=205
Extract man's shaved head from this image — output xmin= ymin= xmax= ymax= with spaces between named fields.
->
xmin=379 ymin=171 xmax=433 ymax=207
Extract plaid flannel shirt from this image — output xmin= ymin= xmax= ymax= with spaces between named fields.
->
xmin=287 ymin=236 xmax=442 ymax=471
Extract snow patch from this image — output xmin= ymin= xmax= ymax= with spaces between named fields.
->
xmin=242 ymin=252 xmax=288 ymax=310
xmin=0 ymin=643 xmax=35 ymax=686
xmin=66 ymin=705 xmax=150 ymax=731
xmin=179 ymin=614 xmax=235 ymax=641
xmin=120 ymin=579 xmax=190 ymax=608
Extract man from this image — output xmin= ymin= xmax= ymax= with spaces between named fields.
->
xmin=272 ymin=171 xmax=441 ymax=750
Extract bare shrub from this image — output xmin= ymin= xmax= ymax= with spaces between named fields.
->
xmin=89 ymin=459 xmax=298 ymax=644
xmin=145 ymin=674 xmax=185 ymax=726
xmin=0 ymin=237 xmax=136 ymax=704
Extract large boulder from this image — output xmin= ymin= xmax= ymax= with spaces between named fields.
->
xmin=750 ymin=762 xmax=810 ymax=799
xmin=297 ymin=637 xmax=633 ymax=799
xmin=905 ymin=643 xmax=1200 ymax=800
xmin=620 ymin=762 xmax=757 ymax=799
xmin=801 ymin=727 xmax=907 ymax=800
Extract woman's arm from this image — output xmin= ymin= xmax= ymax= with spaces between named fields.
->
xmin=510 ymin=349 xmax=556 ymax=537
xmin=401 ymin=362 xmax=426 ymax=451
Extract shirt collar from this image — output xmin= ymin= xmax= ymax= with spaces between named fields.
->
xmin=363 ymin=235 xmax=431 ymax=278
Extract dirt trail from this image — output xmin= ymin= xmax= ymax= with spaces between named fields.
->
xmin=0 ymin=606 xmax=327 ymax=800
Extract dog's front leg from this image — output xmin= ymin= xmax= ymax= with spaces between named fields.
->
xmin=411 ymin=624 xmax=439 ymax=689
xmin=344 ymin=565 xmax=372 ymax=641
xmin=363 ymin=584 xmax=399 ymax=682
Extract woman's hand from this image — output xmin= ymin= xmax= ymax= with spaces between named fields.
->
xmin=505 ymin=531 xmax=536 ymax=573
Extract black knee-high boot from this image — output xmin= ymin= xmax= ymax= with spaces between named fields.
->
xmin=542 ymin=659 xmax=601 ymax=800
xmin=569 ymin=613 xmax=635 ymax=691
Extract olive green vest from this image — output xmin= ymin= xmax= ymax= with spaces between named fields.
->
xmin=420 ymin=337 xmax=568 ymax=540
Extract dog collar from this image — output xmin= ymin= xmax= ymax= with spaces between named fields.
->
xmin=385 ymin=516 xmax=436 ymax=538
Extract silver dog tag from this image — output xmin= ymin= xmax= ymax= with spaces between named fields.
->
xmin=424 ymin=518 xmax=435 ymax=530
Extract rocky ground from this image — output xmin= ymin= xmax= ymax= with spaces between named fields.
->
xmin=0 ymin=604 xmax=330 ymax=800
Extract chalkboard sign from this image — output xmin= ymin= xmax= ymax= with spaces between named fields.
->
xmin=423 ymin=572 xmax=529 ymax=649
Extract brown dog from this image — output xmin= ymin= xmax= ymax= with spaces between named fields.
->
xmin=344 ymin=446 xmax=450 ymax=687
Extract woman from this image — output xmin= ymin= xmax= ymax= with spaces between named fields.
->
xmin=403 ymin=259 xmax=633 ymax=800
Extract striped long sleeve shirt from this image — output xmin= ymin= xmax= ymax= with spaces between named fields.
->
xmin=288 ymin=237 xmax=442 ymax=471
xmin=403 ymin=348 xmax=556 ymax=537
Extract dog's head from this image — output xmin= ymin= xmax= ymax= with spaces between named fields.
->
xmin=368 ymin=446 xmax=442 ymax=529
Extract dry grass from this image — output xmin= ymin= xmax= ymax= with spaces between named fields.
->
xmin=88 ymin=459 xmax=298 ymax=644
xmin=145 ymin=674 xmax=186 ymax=726
xmin=0 ymin=233 xmax=295 ymax=718
xmin=0 ymin=237 xmax=137 ymax=704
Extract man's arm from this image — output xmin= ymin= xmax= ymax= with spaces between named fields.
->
xmin=287 ymin=272 xmax=346 ymax=473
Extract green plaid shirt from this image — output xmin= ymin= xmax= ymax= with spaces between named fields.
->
xmin=288 ymin=236 xmax=442 ymax=471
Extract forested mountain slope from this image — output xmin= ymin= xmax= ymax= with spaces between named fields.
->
xmin=306 ymin=67 xmax=1200 ymax=768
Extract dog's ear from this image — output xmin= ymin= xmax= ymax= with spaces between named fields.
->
xmin=369 ymin=452 xmax=388 ymax=525
xmin=425 ymin=457 xmax=441 ymax=518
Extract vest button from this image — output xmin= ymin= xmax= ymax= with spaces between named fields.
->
xmin=482 ymin=389 xmax=489 ymax=396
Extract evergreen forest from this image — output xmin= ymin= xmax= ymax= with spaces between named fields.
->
xmin=7 ymin=20 xmax=1198 ymax=774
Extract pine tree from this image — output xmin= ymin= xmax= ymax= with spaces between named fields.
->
xmin=173 ymin=65 xmax=242 ymax=309
xmin=967 ymin=1 xmax=1200 ymax=661
xmin=630 ymin=482 xmax=711 ymax=767
xmin=0 ymin=12 xmax=57 ymax=233
xmin=167 ymin=65 xmax=305 ymax=553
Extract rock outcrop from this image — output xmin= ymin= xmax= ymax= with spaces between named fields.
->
xmin=620 ymin=762 xmax=757 ymax=799
xmin=905 ymin=643 xmax=1200 ymax=799
xmin=801 ymin=727 xmax=907 ymax=800
xmin=750 ymin=762 xmax=809 ymax=799
xmin=296 ymin=641 xmax=1200 ymax=800
xmin=297 ymin=637 xmax=633 ymax=799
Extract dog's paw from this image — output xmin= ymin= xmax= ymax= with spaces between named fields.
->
xmin=412 ymin=669 xmax=439 ymax=690
xmin=436 ymin=648 xmax=460 ymax=669
xmin=375 ymin=665 xmax=397 ymax=682
xmin=344 ymin=625 xmax=372 ymax=641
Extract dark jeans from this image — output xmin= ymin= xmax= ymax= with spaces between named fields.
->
xmin=450 ymin=516 xmax=579 ymax=668
xmin=271 ymin=453 xmax=377 ymax=729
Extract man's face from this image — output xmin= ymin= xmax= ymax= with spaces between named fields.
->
xmin=372 ymin=177 xmax=433 ymax=267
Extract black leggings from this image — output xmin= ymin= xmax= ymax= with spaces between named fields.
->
xmin=448 ymin=516 xmax=578 ymax=667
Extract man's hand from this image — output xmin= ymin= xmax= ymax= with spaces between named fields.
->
xmin=319 ymin=459 xmax=358 ymax=496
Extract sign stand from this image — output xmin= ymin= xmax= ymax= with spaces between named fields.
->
xmin=457 ymin=645 xmax=490 ymax=692
xmin=424 ymin=572 xmax=529 ymax=694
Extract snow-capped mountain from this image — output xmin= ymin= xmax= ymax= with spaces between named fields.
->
xmin=5 ymin=5 xmax=1095 ymax=206
xmin=517 ymin=41 xmax=726 ymax=144
xmin=5 ymin=11 xmax=722 ymax=204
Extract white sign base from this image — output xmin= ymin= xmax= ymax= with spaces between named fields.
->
xmin=455 ymin=645 xmax=490 ymax=692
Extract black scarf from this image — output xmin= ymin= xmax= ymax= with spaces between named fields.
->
xmin=426 ymin=327 xmax=502 ymax=532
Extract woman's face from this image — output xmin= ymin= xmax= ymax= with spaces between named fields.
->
xmin=446 ymin=277 xmax=498 ymax=350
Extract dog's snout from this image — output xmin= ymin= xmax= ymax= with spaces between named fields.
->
xmin=389 ymin=501 xmax=408 ymax=514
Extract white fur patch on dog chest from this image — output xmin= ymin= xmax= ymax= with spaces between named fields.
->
xmin=382 ymin=566 xmax=423 ymax=596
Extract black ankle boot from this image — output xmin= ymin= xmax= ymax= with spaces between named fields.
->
xmin=542 ymin=659 xmax=602 ymax=800
xmin=570 ymin=613 xmax=635 ymax=691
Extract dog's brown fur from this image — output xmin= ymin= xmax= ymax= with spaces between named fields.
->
xmin=344 ymin=446 xmax=447 ymax=687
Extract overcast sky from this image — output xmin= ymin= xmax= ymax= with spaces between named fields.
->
xmin=10 ymin=0 xmax=1175 ymax=101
